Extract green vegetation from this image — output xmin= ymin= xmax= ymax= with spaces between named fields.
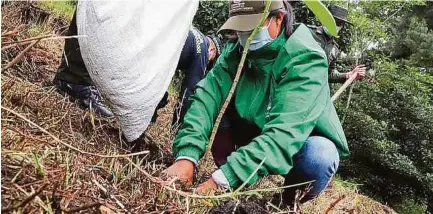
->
xmin=39 ymin=1 xmax=75 ymax=20
xmin=394 ymin=199 xmax=426 ymax=214
xmin=27 ymin=23 xmax=47 ymax=36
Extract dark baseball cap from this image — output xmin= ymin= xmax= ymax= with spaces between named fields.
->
xmin=218 ymin=0 xmax=284 ymax=33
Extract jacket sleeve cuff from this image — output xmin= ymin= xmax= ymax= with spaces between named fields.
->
xmin=220 ymin=163 xmax=242 ymax=188
xmin=212 ymin=169 xmax=230 ymax=189
xmin=175 ymin=147 xmax=202 ymax=164
xmin=176 ymin=156 xmax=198 ymax=167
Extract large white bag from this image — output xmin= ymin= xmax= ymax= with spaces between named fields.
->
xmin=76 ymin=1 xmax=199 ymax=142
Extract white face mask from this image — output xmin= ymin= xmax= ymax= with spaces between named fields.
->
xmin=237 ymin=17 xmax=274 ymax=51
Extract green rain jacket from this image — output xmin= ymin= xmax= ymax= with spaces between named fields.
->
xmin=173 ymin=24 xmax=349 ymax=188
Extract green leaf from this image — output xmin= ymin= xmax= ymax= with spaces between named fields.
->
xmin=304 ymin=0 xmax=338 ymax=36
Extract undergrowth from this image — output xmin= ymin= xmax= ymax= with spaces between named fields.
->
xmin=39 ymin=1 xmax=75 ymax=21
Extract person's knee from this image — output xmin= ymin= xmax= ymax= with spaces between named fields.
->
xmin=303 ymin=136 xmax=340 ymax=173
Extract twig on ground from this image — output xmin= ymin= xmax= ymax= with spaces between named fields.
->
xmin=231 ymin=200 xmax=241 ymax=214
xmin=2 ymin=40 xmax=33 ymax=51
xmin=1 ymin=183 xmax=48 ymax=212
xmin=325 ymin=195 xmax=346 ymax=214
xmin=62 ymin=202 xmax=102 ymax=213
xmin=2 ymin=34 xmax=86 ymax=45
xmin=92 ymin=179 xmax=130 ymax=214
xmin=126 ymin=157 xmax=313 ymax=199
xmin=1 ymin=35 xmax=87 ymax=51
xmin=1 ymin=106 xmax=149 ymax=158
xmin=1 ymin=30 xmax=18 ymax=38
xmin=1 ymin=39 xmax=41 ymax=72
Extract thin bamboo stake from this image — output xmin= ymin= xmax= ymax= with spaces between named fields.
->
xmin=1 ymin=39 xmax=41 ymax=72
xmin=331 ymin=74 xmax=356 ymax=102
xmin=1 ymin=106 xmax=149 ymax=158
xmin=206 ymin=0 xmax=272 ymax=157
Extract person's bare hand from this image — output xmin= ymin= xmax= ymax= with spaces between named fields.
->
xmin=195 ymin=177 xmax=219 ymax=195
xmin=161 ymin=159 xmax=195 ymax=187
xmin=348 ymin=64 xmax=367 ymax=80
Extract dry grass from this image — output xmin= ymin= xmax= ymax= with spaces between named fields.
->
xmin=1 ymin=2 xmax=397 ymax=213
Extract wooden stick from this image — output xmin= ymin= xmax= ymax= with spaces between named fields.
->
xmin=1 ymin=183 xmax=49 ymax=212
xmin=1 ymin=39 xmax=41 ymax=72
xmin=2 ymin=34 xmax=52 ymax=45
xmin=1 ymin=35 xmax=87 ymax=50
xmin=1 ymin=106 xmax=149 ymax=158
xmin=206 ymin=0 xmax=272 ymax=157
xmin=1 ymin=30 xmax=18 ymax=37
xmin=331 ymin=74 xmax=357 ymax=102
xmin=325 ymin=195 xmax=346 ymax=214
xmin=2 ymin=41 xmax=33 ymax=51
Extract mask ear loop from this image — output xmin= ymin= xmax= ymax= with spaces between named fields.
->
xmin=265 ymin=17 xmax=274 ymax=29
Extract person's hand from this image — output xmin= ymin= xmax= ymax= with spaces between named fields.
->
xmin=195 ymin=177 xmax=219 ymax=195
xmin=161 ymin=159 xmax=195 ymax=187
xmin=347 ymin=64 xmax=366 ymax=80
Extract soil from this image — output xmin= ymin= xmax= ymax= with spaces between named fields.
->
xmin=209 ymin=199 xmax=267 ymax=214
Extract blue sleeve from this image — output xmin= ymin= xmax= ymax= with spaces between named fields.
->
xmin=173 ymin=29 xmax=210 ymax=125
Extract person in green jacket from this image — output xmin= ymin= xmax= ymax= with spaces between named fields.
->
xmin=164 ymin=0 xmax=349 ymax=204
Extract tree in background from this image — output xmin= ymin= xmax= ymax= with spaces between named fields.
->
xmin=193 ymin=0 xmax=228 ymax=35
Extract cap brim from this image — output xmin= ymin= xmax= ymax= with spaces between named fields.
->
xmin=218 ymin=13 xmax=263 ymax=33
xmin=335 ymin=17 xmax=353 ymax=26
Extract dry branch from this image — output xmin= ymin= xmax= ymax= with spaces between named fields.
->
xmin=2 ymin=34 xmax=52 ymax=45
xmin=1 ymin=183 xmax=49 ymax=212
xmin=1 ymin=35 xmax=87 ymax=51
xmin=1 ymin=106 xmax=149 ymax=158
xmin=92 ymin=179 xmax=130 ymax=213
xmin=1 ymin=30 xmax=18 ymax=38
xmin=2 ymin=40 xmax=33 ymax=51
xmin=1 ymin=39 xmax=41 ymax=72
xmin=62 ymin=202 xmax=102 ymax=213
xmin=325 ymin=195 xmax=346 ymax=214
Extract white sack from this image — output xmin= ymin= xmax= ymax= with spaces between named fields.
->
xmin=76 ymin=0 xmax=199 ymax=142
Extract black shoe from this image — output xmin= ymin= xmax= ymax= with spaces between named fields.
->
xmin=54 ymin=79 xmax=114 ymax=117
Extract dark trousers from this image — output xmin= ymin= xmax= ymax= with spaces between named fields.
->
xmin=54 ymin=10 xmax=92 ymax=86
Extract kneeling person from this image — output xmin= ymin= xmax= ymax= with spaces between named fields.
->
xmin=164 ymin=0 xmax=349 ymax=205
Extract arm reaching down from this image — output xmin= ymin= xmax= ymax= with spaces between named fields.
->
xmin=220 ymin=50 xmax=331 ymax=188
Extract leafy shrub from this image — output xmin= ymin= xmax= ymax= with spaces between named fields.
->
xmin=193 ymin=0 xmax=229 ymax=35
xmin=336 ymin=58 xmax=433 ymax=208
